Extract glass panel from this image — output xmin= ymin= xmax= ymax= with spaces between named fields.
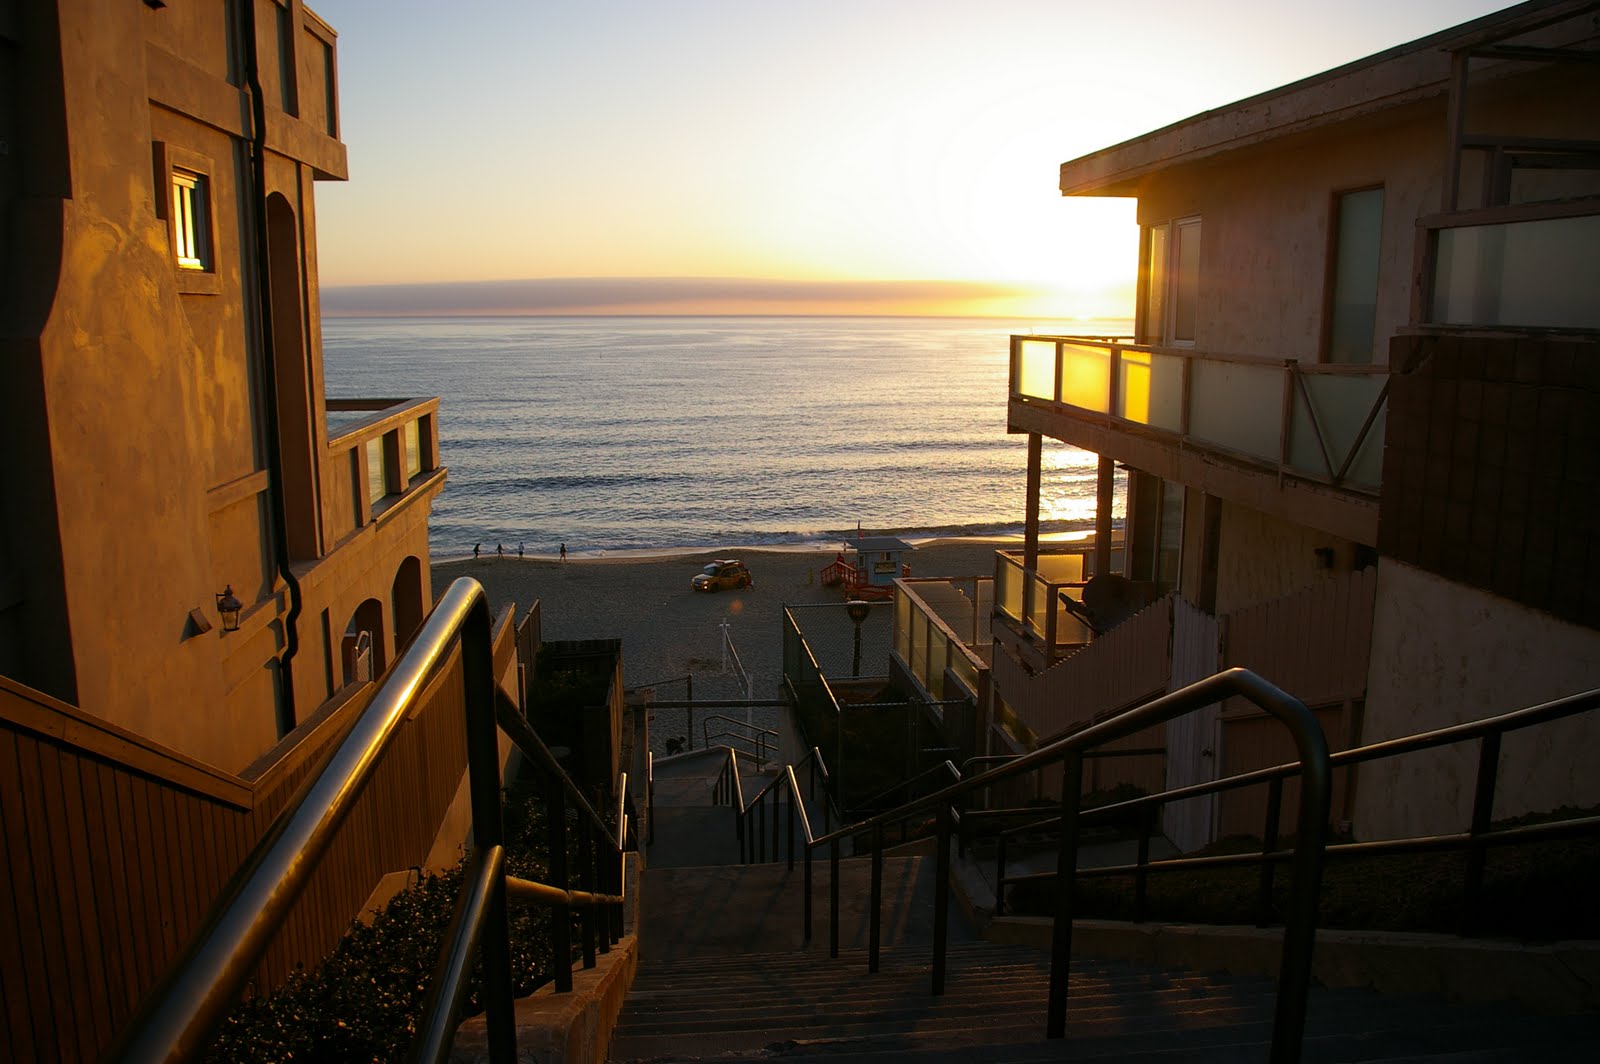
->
xmin=1433 ymin=215 xmax=1600 ymax=330
xmin=1052 ymin=589 xmax=1094 ymax=647
xmin=1027 ymin=572 xmax=1050 ymax=639
xmin=1016 ymin=340 xmax=1057 ymax=400
xmin=1116 ymin=350 xmax=1184 ymax=431
xmin=910 ymin=612 xmax=927 ymax=685
xmin=996 ymin=555 xmax=1024 ymax=623
xmin=404 ymin=420 xmax=422 ymax=478
xmin=1327 ymin=188 xmax=1384 ymax=364
xmin=1189 ymin=359 xmax=1282 ymax=462
xmin=366 ymin=439 xmax=386 ymax=505
xmin=1346 ymin=405 xmax=1386 ymax=489
xmin=1173 ymin=219 xmax=1201 ymax=342
xmin=949 ymin=648 xmax=978 ymax=696
xmin=1290 ymin=373 xmax=1388 ymax=485
xmin=894 ymin=590 xmax=911 ymax=660
xmin=1059 ymin=343 xmax=1110 ymax=412
xmin=1145 ymin=225 xmax=1168 ymax=344
xmin=1036 ymin=552 xmax=1085 ymax=584
xmin=928 ymin=628 xmax=948 ymax=699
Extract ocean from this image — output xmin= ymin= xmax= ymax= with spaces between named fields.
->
xmin=320 ymin=316 xmax=1132 ymax=559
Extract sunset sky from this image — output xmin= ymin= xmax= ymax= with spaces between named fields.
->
xmin=310 ymin=0 xmax=1514 ymax=319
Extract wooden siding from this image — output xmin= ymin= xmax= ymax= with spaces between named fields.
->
xmin=0 ymin=610 xmax=516 ymax=1064
xmin=1217 ymin=568 xmax=1377 ymax=837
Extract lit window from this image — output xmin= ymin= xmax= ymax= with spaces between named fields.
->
xmin=171 ymin=169 xmax=210 ymax=270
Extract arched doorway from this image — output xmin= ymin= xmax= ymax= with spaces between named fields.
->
xmin=341 ymin=597 xmax=386 ymax=685
xmin=391 ymin=556 xmax=425 ymax=654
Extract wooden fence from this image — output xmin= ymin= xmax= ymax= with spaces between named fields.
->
xmin=1217 ymin=568 xmax=1377 ymax=837
xmin=0 ymin=606 xmax=518 ymax=1064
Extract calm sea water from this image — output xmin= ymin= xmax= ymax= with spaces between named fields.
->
xmin=320 ymin=316 xmax=1132 ymax=558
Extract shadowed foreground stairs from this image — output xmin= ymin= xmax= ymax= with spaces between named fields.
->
xmin=607 ymin=752 xmax=1599 ymax=1062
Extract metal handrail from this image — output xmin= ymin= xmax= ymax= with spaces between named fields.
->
xmin=801 ymin=667 xmax=1329 ymax=1064
xmin=110 ymin=578 xmax=630 ymax=1064
xmin=702 ymin=713 xmax=780 ymax=765
xmin=987 ymin=684 xmax=1600 ymax=932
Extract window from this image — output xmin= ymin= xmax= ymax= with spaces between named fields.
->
xmin=171 ymin=169 xmax=211 ymax=271
xmin=1324 ymin=187 xmax=1384 ymax=363
xmin=1140 ymin=217 xmax=1201 ymax=345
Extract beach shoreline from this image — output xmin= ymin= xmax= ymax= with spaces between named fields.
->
xmin=430 ymin=537 xmax=1006 ymax=723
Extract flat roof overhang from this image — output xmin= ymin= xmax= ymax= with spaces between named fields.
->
xmin=1060 ymin=0 xmax=1599 ymax=197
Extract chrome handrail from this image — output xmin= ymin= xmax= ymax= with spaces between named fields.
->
xmin=111 ymin=578 xmax=630 ymax=1064
xmin=802 ymin=667 xmax=1330 ymax=1063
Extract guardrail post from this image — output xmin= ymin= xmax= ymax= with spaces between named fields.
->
xmin=464 ymin=604 xmax=516 ymax=1063
xmin=1463 ymin=731 xmax=1501 ymax=933
xmin=994 ymin=834 xmax=1008 ymax=917
xmin=547 ymin=776 xmax=573 ymax=993
xmin=1134 ymin=805 xmax=1152 ymax=923
xmin=932 ymin=803 xmax=952 ymax=996
xmin=787 ymin=786 xmax=796 ymax=871
xmin=1257 ymin=776 xmax=1283 ymax=928
xmin=1046 ymin=751 xmax=1083 ymax=1040
xmin=830 ymin=837 xmax=841 ymax=958
xmin=869 ymin=822 xmax=884 ymax=974
xmin=804 ymin=841 xmax=814 ymax=944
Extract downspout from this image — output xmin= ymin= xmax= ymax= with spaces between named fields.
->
xmin=240 ymin=1 xmax=300 ymax=731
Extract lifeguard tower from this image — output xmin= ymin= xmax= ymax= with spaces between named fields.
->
xmin=820 ymin=535 xmax=914 ymax=600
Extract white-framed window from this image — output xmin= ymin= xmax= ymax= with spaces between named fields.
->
xmin=1141 ymin=216 xmax=1201 ymax=346
xmin=171 ymin=168 xmax=211 ymax=271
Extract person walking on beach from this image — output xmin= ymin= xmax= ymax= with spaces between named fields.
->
xmin=473 ymin=543 xmax=481 ymax=559
xmin=517 ymin=541 xmax=524 ymax=558
xmin=497 ymin=543 xmax=504 ymax=558
xmin=560 ymin=542 xmax=567 ymax=562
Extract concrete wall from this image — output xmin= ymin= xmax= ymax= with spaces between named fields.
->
xmin=1213 ymin=501 xmax=1357 ymax=617
xmin=1354 ymin=560 xmax=1600 ymax=840
xmin=0 ymin=1 xmax=437 ymax=773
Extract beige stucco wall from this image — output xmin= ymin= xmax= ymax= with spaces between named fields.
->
xmin=1353 ymin=561 xmax=1600 ymax=841
xmin=1213 ymin=501 xmax=1357 ymax=616
xmin=0 ymin=1 xmax=438 ymax=773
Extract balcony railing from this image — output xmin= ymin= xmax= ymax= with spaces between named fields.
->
xmin=1424 ymin=198 xmax=1600 ymax=332
xmin=893 ymin=577 xmax=992 ymax=703
xmin=993 ymin=549 xmax=1095 ymax=655
xmin=1010 ymin=336 xmax=1387 ymax=493
xmin=326 ymin=397 xmax=441 ymax=537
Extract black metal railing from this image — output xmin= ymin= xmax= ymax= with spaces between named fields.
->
xmin=985 ymin=686 xmax=1600 ymax=934
xmin=701 ymin=713 xmax=780 ymax=765
xmin=799 ymin=668 xmax=1330 ymax=1064
xmin=734 ymin=746 xmax=837 ymax=867
xmin=110 ymin=578 xmax=632 ymax=1064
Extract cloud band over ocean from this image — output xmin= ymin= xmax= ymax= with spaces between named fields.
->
xmin=318 ymin=276 xmax=1117 ymax=318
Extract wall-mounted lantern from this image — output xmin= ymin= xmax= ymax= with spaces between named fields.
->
xmin=215 ymin=585 xmax=243 ymax=633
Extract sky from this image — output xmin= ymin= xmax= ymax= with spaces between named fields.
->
xmin=309 ymin=0 xmax=1517 ymax=318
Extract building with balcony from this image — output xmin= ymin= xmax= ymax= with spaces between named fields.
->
xmin=991 ymin=0 xmax=1600 ymax=851
xmin=0 ymin=5 xmax=474 ymax=1061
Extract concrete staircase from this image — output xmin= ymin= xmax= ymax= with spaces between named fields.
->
xmin=614 ymin=754 xmax=1600 ymax=1063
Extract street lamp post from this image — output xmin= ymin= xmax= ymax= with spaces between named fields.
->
xmin=845 ymin=600 xmax=871 ymax=678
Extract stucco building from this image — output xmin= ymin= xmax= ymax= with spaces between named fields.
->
xmin=964 ymin=0 xmax=1600 ymax=849
xmin=0 ymin=4 xmax=481 ymax=1061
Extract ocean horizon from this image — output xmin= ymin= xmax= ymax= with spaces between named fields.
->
xmin=320 ymin=315 xmax=1134 ymax=560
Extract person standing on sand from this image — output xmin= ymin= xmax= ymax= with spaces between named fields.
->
xmin=518 ymin=542 xmax=524 ymax=558
xmin=560 ymin=542 xmax=567 ymax=562
xmin=473 ymin=543 xmax=481 ymax=559
xmin=497 ymin=543 xmax=504 ymax=558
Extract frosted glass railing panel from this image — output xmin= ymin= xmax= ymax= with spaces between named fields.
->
xmin=404 ymin=420 xmax=422 ymax=478
xmin=950 ymin=649 xmax=978 ymax=696
xmin=1060 ymin=344 xmax=1111 ymax=413
xmin=1189 ymin=360 xmax=1282 ymax=462
xmin=1289 ymin=374 xmax=1388 ymax=485
xmin=1117 ymin=350 xmax=1184 ymax=431
xmin=996 ymin=555 xmax=1025 ymax=623
xmin=894 ymin=592 xmax=912 ymax=660
xmin=928 ymin=629 xmax=948 ymax=699
xmin=1027 ymin=573 xmax=1051 ymax=638
xmin=1036 ymin=552 xmax=1085 ymax=584
xmin=1054 ymin=599 xmax=1094 ymax=647
xmin=1016 ymin=340 xmax=1058 ymax=400
xmin=1346 ymin=406 xmax=1385 ymax=489
xmin=910 ymin=612 xmax=928 ymax=684
xmin=1433 ymin=214 xmax=1600 ymax=329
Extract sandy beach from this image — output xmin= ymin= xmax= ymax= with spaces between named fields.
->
xmin=431 ymin=539 xmax=1006 ymax=709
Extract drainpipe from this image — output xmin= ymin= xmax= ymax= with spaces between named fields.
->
xmin=240 ymin=1 xmax=300 ymax=732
